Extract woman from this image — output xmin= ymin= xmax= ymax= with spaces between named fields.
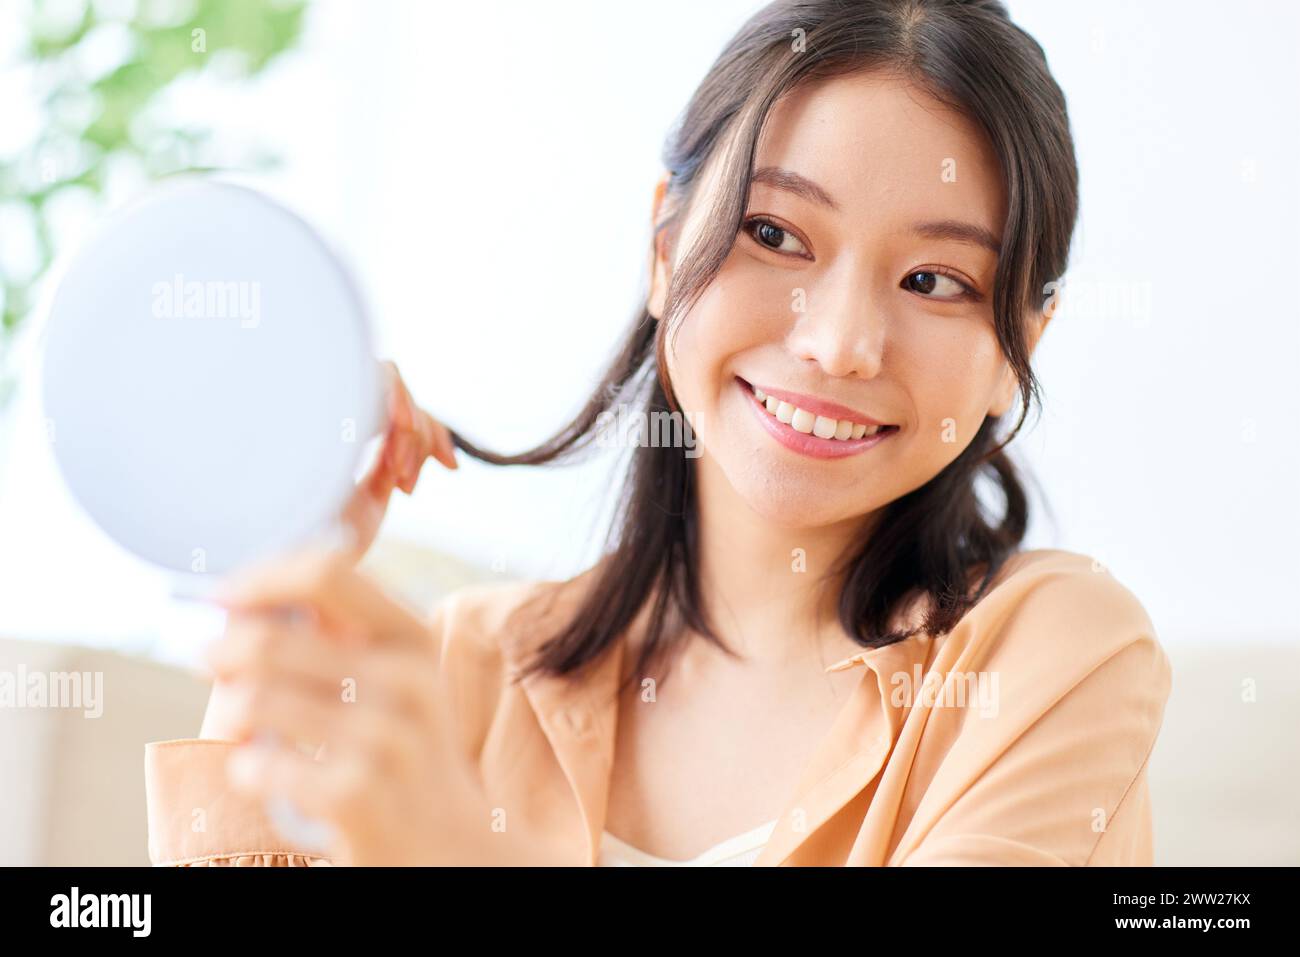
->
xmin=145 ymin=0 xmax=1172 ymax=867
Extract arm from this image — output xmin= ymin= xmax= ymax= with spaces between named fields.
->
xmin=149 ymin=558 xmax=569 ymax=866
xmin=144 ymin=361 xmax=460 ymax=866
xmin=144 ymin=582 xmax=456 ymax=867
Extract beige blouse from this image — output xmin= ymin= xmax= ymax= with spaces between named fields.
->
xmin=145 ymin=548 xmax=1172 ymax=866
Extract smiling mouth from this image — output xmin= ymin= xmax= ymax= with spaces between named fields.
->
xmin=736 ymin=376 xmax=899 ymax=441
xmin=734 ymin=376 xmax=899 ymax=461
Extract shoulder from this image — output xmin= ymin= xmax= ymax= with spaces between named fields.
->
xmin=952 ymin=548 xmax=1171 ymax=701
xmin=424 ymin=567 xmax=596 ymax=672
xmin=893 ymin=550 xmax=1171 ymax=866
xmin=975 ymin=548 xmax=1155 ymax=632
xmin=427 ymin=578 xmax=557 ymax=637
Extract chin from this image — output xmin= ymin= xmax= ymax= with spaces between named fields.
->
xmin=722 ymin=461 xmax=863 ymax=529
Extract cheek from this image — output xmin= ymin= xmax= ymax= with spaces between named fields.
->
xmin=664 ymin=254 xmax=790 ymax=408
xmin=900 ymin=321 xmax=1006 ymax=436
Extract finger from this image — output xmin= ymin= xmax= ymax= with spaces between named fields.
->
xmin=389 ymin=375 xmax=450 ymax=487
xmin=385 ymin=426 xmax=416 ymax=484
xmin=221 ymin=678 xmax=347 ymax=748
xmin=395 ymin=412 xmax=455 ymax=495
xmin=394 ymin=409 xmax=435 ymax=493
xmin=383 ymin=361 xmax=414 ymax=431
xmin=217 ymin=636 xmax=443 ymax=732
xmin=419 ymin=411 xmax=459 ymax=472
xmin=376 ymin=371 xmax=454 ymax=490
xmin=359 ymin=442 xmax=399 ymax=502
xmin=227 ymin=716 xmax=416 ymax=814
xmin=338 ymin=457 xmax=397 ymax=561
xmin=371 ymin=362 xmax=415 ymax=490
xmin=353 ymin=648 xmax=445 ymax=726
xmin=393 ymin=428 xmax=419 ymax=494
xmin=225 ymin=739 xmax=351 ymax=824
xmin=205 ymin=610 xmax=359 ymax=694
xmin=209 ymin=548 xmax=433 ymax=650
xmin=399 ymin=378 xmax=418 ymax=431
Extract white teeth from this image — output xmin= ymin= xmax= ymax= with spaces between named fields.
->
xmin=749 ymin=382 xmax=887 ymax=441
xmin=812 ymin=415 xmax=838 ymax=439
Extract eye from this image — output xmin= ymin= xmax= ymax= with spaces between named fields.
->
xmin=903 ymin=268 xmax=977 ymax=301
xmin=742 ymin=216 xmax=810 ymax=258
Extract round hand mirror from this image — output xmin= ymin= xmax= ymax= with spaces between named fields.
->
xmin=41 ymin=177 xmax=384 ymax=588
xmin=40 ymin=177 xmax=386 ymax=852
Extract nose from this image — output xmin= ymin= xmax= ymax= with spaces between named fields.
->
xmin=784 ymin=274 xmax=887 ymax=380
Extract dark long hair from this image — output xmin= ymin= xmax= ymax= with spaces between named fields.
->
xmin=447 ymin=0 xmax=1078 ymax=693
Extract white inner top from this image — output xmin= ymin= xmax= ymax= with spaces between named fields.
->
xmin=597 ymin=819 xmax=779 ymax=867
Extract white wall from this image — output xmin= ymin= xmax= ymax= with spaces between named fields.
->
xmin=1 ymin=0 xmax=1296 ymax=665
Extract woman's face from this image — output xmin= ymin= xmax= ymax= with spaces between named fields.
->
xmin=650 ymin=69 xmax=1049 ymax=531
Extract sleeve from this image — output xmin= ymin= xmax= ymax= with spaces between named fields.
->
xmin=894 ymin=565 xmax=1173 ymax=867
xmin=144 ymin=738 xmax=335 ymax=867
xmin=144 ymin=588 xmax=456 ymax=867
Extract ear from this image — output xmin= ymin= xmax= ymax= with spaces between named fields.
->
xmin=647 ymin=171 xmax=673 ymax=321
xmin=987 ymin=299 xmax=1055 ymax=418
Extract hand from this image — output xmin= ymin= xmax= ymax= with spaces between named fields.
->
xmin=340 ymin=360 xmax=458 ymax=561
xmin=201 ymin=361 xmax=456 ymax=742
xmin=201 ymin=546 xmax=548 ymax=865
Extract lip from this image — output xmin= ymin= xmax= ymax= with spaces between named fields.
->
xmin=741 ymin=378 xmax=892 ymax=427
xmin=737 ymin=377 xmax=898 ymax=460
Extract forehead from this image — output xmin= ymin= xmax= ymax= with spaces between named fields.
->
xmin=754 ymin=69 xmax=1005 ymax=232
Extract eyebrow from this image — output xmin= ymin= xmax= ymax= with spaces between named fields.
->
xmin=750 ymin=165 xmax=1002 ymax=256
xmin=911 ymin=219 xmax=1002 ymax=256
xmin=752 ymin=165 xmax=840 ymax=211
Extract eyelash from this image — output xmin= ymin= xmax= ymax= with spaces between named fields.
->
xmin=739 ymin=215 xmax=982 ymax=302
xmin=741 ymin=215 xmax=813 ymax=260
